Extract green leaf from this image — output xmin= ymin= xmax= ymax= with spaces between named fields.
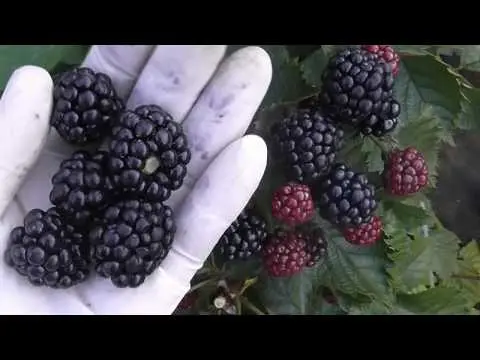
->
xmin=222 ymin=257 xmax=263 ymax=282
xmin=388 ymin=226 xmax=460 ymax=292
xmin=396 ymin=286 xmax=472 ymax=315
xmin=456 ymin=87 xmax=480 ymax=130
xmin=439 ymin=45 xmax=480 ymax=71
xmin=381 ymin=197 xmax=431 ymax=230
xmin=300 ymin=47 xmax=331 ymax=89
xmin=0 ymin=45 xmax=89 ymax=89
xmin=392 ymin=45 xmax=435 ymax=56
xmin=444 ymin=241 xmax=480 ymax=304
xmin=360 ymin=137 xmax=384 ymax=173
xmin=256 ymin=267 xmax=321 ymax=315
xmin=322 ymin=236 xmax=391 ymax=302
xmin=395 ymin=54 xmax=462 ymax=128
xmin=259 ymin=45 xmax=314 ymax=110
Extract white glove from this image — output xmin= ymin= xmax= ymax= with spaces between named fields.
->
xmin=0 ymin=45 xmax=272 ymax=315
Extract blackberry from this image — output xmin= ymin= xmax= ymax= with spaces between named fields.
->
xmin=271 ymin=182 xmax=314 ymax=226
xmin=4 ymin=208 xmax=90 ymax=288
xmin=215 ymin=207 xmax=268 ymax=261
xmin=107 ymin=105 xmax=191 ymax=202
xmin=262 ymin=230 xmax=310 ymax=277
xmin=343 ymin=216 xmax=383 ymax=246
xmin=271 ymin=108 xmax=344 ymax=183
xmin=319 ymin=47 xmax=400 ymax=137
xmin=384 ymin=147 xmax=428 ymax=196
xmin=51 ymin=67 xmax=124 ymax=145
xmin=315 ymin=163 xmax=377 ymax=228
xmin=305 ymin=228 xmax=327 ymax=267
xmin=361 ymin=45 xmax=401 ymax=77
xmin=49 ymin=150 xmax=114 ymax=227
xmin=89 ymin=198 xmax=176 ymax=288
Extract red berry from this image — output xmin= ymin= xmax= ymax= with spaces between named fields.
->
xmin=361 ymin=45 xmax=400 ymax=77
xmin=384 ymin=147 xmax=429 ymax=196
xmin=271 ymin=183 xmax=315 ymax=226
xmin=343 ymin=216 xmax=383 ymax=246
xmin=263 ymin=230 xmax=310 ymax=277
xmin=305 ymin=229 xmax=328 ymax=267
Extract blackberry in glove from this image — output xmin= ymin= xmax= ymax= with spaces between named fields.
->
xmin=50 ymin=150 xmax=114 ymax=227
xmin=51 ymin=67 xmax=124 ymax=145
xmin=4 ymin=208 xmax=91 ymax=289
xmin=315 ymin=163 xmax=377 ymax=227
xmin=215 ymin=207 xmax=268 ymax=261
xmin=89 ymin=198 xmax=176 ymax=288
xmin=271 ymin=108 xmax=344 ymax=183
xmin=108 ymin=105 xmax=191 ymax=202
xmin=319 ymin=47 xmax=400 ymax=137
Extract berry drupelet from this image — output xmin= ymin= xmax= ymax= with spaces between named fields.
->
xmin=107 ymin=105 xmax=191 ymax=202
xmin=89 ymin=198 xmax=176 ymax=288
xmin=51 ymin=67 xmax=124 ymax=145
xmin=271 ymin=182 xmax=315 ymax=226
xmin=215 ymin=207 xmax=268 ymax=261
xmin=49 ymin=150 xmax=114 ymax=227
xmin=343 ymin=216 xmax=383 ymax=246
xmin=271 ymin=108 xmax=344 ymax=183
xmin=361 ymin=45 xmax=401 ymax=77
xmin=314 ymin=163 xmax=377 ymax=228
xmin=4 ymin=208 xmax=91 ymax=288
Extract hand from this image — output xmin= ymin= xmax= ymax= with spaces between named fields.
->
xmin=0 ymin=45 xmax=272 ymax=314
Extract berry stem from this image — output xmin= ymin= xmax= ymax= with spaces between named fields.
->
xmin=190 ymin=278 xmax=217 ymax=293
xmin=240 ymin=297 xmax=266 ymax=315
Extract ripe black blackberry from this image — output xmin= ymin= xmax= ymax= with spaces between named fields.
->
xmin=107 ymin=105 xmax=191 ymax=202
xmin=271 ymin=108 xmax=344 ymax=183
xmin=4 ymin=208 xmax=90 ymax=289
xmin=215 ymin=207 xmax=268 ymax=261
xmin=50 ymin=150 xmax=114 ymax=227
xmin=315 ymin=163 xmax=377 ymax=228
xmin=51 ymin=67 xmax=124 ymax=145
xmin=319 ymin=47 xmax=400 ymax=137
xmin=89 ymin=198 xmax=176 ymax=288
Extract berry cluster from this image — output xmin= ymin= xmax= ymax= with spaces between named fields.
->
xmin=4 ymin=67 xmax=191 ymax=289
xmin=217 ymin=45 xmax=427 ymax=279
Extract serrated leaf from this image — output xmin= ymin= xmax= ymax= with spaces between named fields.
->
xmin=382 ymin=198 xmax=431 ymax=230
xmin=259 ymin=45 xmax=314 ymax=110
xmin=439 ymin=45 xmax=480 ymax=71
xmin=395 ymin=54 xmax=462 ymax=129
xmin=360 ymin=137 xmax=384 ymax=173
xmin=396 ymin=286 xmax=472 ymax=314
xmin=444 ymin=241 xmax=480 ymax=304
xmin=392 ymin=45 xmax=435 ymax=56
xmin=388 ymin=226 xmax=460 ymax=292
xmin=300 ymin=47 xmax=331 ymax=89
xmin=456 ymin=87 xmax=480 ymax=130
xmin=256 ymin=267 xmax=321 ymax=315
xmin=322 ymin=236 xmax=391 ymax=302
xmin=396 ymin=108 xmax=444 ymax=186
xmin=0 ymin=45 xmax=89 ymax=89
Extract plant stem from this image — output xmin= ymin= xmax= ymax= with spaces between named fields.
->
xmin=241 ymin=297 xmax=266 ymax=315
xmin=190 ymin=278 xmax=216 ymax=293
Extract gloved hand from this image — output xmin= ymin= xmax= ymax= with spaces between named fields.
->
xmin=0 ymin=45 xmax=272 ymax=315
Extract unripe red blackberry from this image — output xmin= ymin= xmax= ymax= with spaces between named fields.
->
xmin=343 ymin=216 xmax=383 ymax=246
xmin=384 ymin=147 xmax=428 ymax=196
xmin=271 ymin=183 xmax=314 ymax=226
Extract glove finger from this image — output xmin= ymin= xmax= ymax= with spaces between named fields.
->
xmin=0 ymin=200 xmax=93 ymax=314
xmin=165 ymin=46 xmax=272 ymax=211
xmin=126 ymin=45 xmax=227 ymax=122
xmin=0 ymin=66 xmax=53 ymax=218
xmin=74 ymin=135 xmax=267 ymax=314
xmin=81 ymin=45 xmax=156 ymax=100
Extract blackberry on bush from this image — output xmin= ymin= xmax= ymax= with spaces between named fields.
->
xmin=305 ymin=228 xmax=328 ymax=267
xmin=384 ymin=147 xmax=428 ymax=196
xmin=271 ymin=108 xmax=344 ymax=183
xmin=262 ymin=230 xmax=310 ymax=277
xmin=271 ymin=182 xmax=314 ymax=226
xmin=4 ymin=208 xmax=90 ymax=289
xmin=315 ymin=163 xmax=377 ymax=228
xmin=361 ymin=45 xmax=401 ymax=77
xmin=107 ymin=105 xmax=191 ymax=202
xmin=89 ymin=198 xmax=176 ymax=288
xmin=343 ymin=216 xmax=383 ymax=246
xmin=319 ymin=47 xmax=400 ymax=137
xmin=50 ymin=150 xmax=114 ymax=227
xmin=51 ymin=67 xmax=124 ymax=145
xmin=215 ymin=207 xmax=268 ymax=261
